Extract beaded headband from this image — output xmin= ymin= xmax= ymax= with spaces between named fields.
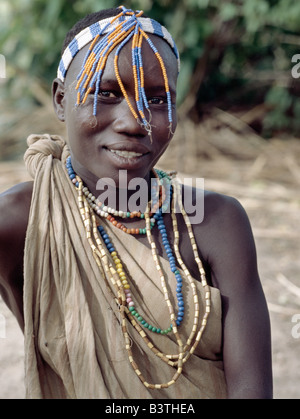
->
xmin=57 ymin=6 xmax=180 ymax=134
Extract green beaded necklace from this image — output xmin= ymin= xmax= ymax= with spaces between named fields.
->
xmin=67 ymin=159 xmax=212 ymax=390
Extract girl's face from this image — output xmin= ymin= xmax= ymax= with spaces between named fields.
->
xmin=53 ymin=35 xmax=178 ymax=192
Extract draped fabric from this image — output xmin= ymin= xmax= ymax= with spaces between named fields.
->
xmin=23 ymin=134 xmax=227 ymax=399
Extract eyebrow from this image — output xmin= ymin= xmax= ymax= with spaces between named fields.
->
xmin=100 ymin=78 xmax=176 ymax=97
xmin=99 ymin=77 xmax=119 ymax=86
xmin=145 ymin=85 xmax=177 ymax=100
xmin=145 ymin=85 xmax=169 ymax=92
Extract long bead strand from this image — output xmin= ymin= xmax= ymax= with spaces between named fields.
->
xmin=171 ymin=180 xmax=211 ymax=361
xmin=67 ymin=161 xmax=211 ymax=389
xmin=66 ymin=156 xmax=166 ymax=235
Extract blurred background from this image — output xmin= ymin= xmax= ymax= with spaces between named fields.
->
xmin=0 ymin=0 xmax=300 ymax=399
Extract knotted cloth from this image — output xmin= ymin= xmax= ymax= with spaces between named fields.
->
xmin=23 ymin=134 xmax=227 ymax=399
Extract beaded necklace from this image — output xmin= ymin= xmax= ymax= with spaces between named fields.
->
xmin=66 ymin=158 xmax=211 ymax=389
xmin=66 ymin=156 xmax=182 ymax=332
xmin=66 ymin=156 xmax=169 ymax=235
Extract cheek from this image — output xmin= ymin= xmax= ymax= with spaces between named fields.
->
xmin=152 ymin=127 xmax=173 ymax=161
xmin=152 ymin=108 xmax=177 ymax=162
xmin=152 ymin=107 xmax=177 ymax=141
xmin=171 ymin=107 xmax=178 ymax=132
xmin=152 ymin=100 xmax=177 ymax=128
xmin=66 ymin=99 xmax=108 ymax=138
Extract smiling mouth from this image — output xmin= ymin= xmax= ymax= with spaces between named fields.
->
xmin=109 ymin=149 xmax=144 ymax=158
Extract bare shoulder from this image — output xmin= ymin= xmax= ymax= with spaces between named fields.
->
xmin=0 ymin=181 xmax=33 ymax=329
xmin=180 ymin=182 xmax=251 ymax=233
xmin=203 ymin=188 xmax=250 ymax=227
xmin=180 ymin=183 xmax=257 ymax=281
xmin=0 ymin=181 xmax=33 ymax=241
xmin=180 ymin=184 xmax=273 ymax=398
xmin=201 ymin=188 xmax=256 ymax=260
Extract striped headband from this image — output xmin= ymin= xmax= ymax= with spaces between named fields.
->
xmin=57 ymin=11 xmax=180 ymax=82
xmin=57 ymin=7 xmax=180 ymax=134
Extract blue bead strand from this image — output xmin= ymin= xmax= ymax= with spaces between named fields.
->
xmin=66 ymin=156 xmax=79 ymax=187
xmin=66 ymin=159 xmax=165 ymax=235
xmin=156 ymin=190 xmax=184 ymax=327
xmin=66 ymin=158 xmax=183 ymax=330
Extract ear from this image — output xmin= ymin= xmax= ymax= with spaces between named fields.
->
xmin=52 ymin=78 xmax=66 ymax=122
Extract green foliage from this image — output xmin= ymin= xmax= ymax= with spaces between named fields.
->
xmin=1 ymin=0 xmax=300 ymax=137
xmin=0 ymin=0 xmax=119 ymax=106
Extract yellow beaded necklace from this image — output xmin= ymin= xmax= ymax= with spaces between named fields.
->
xmin=72 ymin=169 xmax=211 ymax=389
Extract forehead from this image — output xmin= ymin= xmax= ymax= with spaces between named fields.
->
xmin=65 ymin=34 xmax=178 ymax=90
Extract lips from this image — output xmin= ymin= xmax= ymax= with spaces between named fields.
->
xmin=102 ymin=144 xmax=150 ymax=170
xmin=109 ymin=149 xmax=143 ymax=158
xmin=104 ymin=143 xmax=149 ymax=153
xmin=103 ymin=143 xmax=150 ymax=160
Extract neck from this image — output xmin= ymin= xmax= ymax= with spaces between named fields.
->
xmin=69 ymin=157 xmax=155 ymax=213
xmin=95 ymin=173 xmax=153 ymax=213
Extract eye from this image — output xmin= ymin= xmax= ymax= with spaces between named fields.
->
xmin=98 ymin=90 xmax=117 ymax=98
xmin=148 ymin=97 xmax=167 ymax=105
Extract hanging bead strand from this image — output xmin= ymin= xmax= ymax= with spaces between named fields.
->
xmin=66 ymin=156 xmax=212 ymax=389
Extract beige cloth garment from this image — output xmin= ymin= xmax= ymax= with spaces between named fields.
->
xmin=23 ymin=134 xmax=227 ymax=399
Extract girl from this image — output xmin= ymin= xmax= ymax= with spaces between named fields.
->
xmin=0 ymin=6 xmax=272 ymax=399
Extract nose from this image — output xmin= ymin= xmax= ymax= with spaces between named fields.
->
xmin=112 ymin=99 xmax=148 ymax=138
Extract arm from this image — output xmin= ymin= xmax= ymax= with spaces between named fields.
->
xmin=0 ymin=181 xmax=33 ymax=331
xmin=207 ymin=195 xmax=273 ymax=398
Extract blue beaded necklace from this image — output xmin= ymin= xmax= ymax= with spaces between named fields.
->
xmin=66 ymin=157 xmax=185 ymax=333
xmin=66 ymin=156 xmax=169 ymax=235
xmin=69 ymin=158 xmax=212 ymax=390
xmin=97 ymin=206 xmax=185 ymax=334
xmin=156 ymin=210 xmax=185 ymax=327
